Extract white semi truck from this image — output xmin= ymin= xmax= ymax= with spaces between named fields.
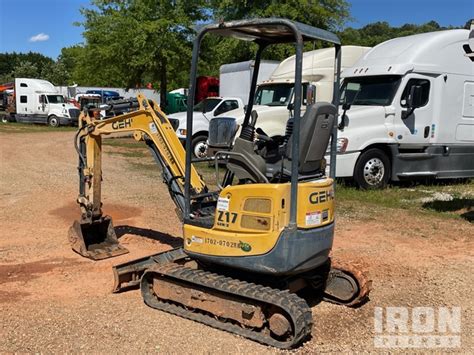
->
xmin=5 ymin=78 xmax=80 ymax=127
xmin=220 ymin=46 xmax=371 ymax=137
xmin=335 ymin=29 xmax=474 ymax=188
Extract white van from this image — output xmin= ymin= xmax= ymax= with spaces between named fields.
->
xmin=9 ymin=78 xmax=80 ymax=127
xmin=220 ymin=46 xmax=370 ymax=137
xmin=336 ymin=29 xmax=474 ymax=188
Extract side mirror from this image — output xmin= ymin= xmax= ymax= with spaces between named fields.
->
xmin=287 ymin=103 xmax=294 ymax=112
xmin=338 ymin=103 xmax=351 ymax=130
xmin=407 ymin=85 xmax=423 ymax=109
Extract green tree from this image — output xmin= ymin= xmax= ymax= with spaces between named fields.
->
xmin=195 ymin=0 xmax=352 ymax=78
xmin=338 ymin=21 xmax=456 ymax=47
xmin=13 ymin=61 xmax=39 ymax=78
xmin=42 ymin=60 xmax=71 ymax=86
xmin=0 ymin=52 xmax=55 ymax=82
xmin=78 ymin=0 xmax=209 ymax=106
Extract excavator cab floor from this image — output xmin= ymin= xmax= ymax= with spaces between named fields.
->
xmin=68 ymin=215 xmax=129 ymax=260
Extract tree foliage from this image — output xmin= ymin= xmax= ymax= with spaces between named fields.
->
xmin=338 ymin=20 xmax=454 ymax=47
xmin=0 ymin=52 xmax=55 ymax=82
xmin=205 ymin=0 xmax=351 ymax=69
xmin=78 ymin=0 xmax=209 ymax=105
xmin=0 ymin=0 xmax=464 ymax=101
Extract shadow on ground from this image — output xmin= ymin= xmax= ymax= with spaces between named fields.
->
xmin=115 ymin=225 xmax=182 ymax=247
xmin=422 ymin=198 xmax=474 ymax=223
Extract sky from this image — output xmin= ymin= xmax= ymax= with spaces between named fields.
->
xmin=0 ymin=0 xmax=472 ymax=60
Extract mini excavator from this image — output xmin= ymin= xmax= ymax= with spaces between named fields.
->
xmin=69 ymin=19 xmax=371 ymax=349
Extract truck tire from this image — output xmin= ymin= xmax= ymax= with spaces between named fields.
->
xmin=354 ymin=148 xmax=391 ymax=189
xmin=1 ymin=115 xmax=8 ymax=123
xmin=192 ymin=134 xmax=208 ymax=159
xmin=48 ymin=115 xmax=60 ymax=128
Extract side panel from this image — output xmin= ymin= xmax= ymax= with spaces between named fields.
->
xmin=456 ymin=80 xmax=474 ymax=142
xmin=184 ymin=179 xmax=335 ymax=257
xmin=187 ymin=223 xmax=334 ymax=276
xmin=219 ymin=70 xmax=251 ymax=103
xmin=391 ymin=144 xmax=474 ymax=180
xmin=435 ymin=74 xmax=473 ymax=144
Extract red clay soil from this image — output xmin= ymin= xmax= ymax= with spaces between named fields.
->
xmin=0 ymin=131 xmax=472 ymax=353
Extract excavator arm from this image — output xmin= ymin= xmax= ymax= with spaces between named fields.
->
xmin=69 ymin=94 xmax=207 ymax=259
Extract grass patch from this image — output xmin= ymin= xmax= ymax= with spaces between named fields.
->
xmin=0 ymin=122 xmax=76 ymax=133
xmin=107 ymin=150 xmax=148 ymax=158
xmin=102 ymin=137 xmax=474 ymax=222
xmin=102 ymin=137 xmax=145 ymax=149
xmin=336 ymin=180 xmax=474 ymax=221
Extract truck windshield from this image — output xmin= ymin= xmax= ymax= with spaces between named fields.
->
xmin=47 ymin=95 xmax=65 ymax=104
xmin=194 ymin=98 xmax=221 ymax=113
xmin=340 ymin=75 xmax=402 ymax=106
xmin=254 ymin=83 xmax=294 ymax=106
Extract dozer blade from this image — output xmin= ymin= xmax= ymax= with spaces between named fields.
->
xmin=68 ymin=215 xmax=129 ymax=260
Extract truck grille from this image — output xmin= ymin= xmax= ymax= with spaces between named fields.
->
xmin=69 ymin=108 xmax=81 ymax=119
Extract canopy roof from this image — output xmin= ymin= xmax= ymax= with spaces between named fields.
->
xmin=200 ymin=18 xmax=340 ymax=45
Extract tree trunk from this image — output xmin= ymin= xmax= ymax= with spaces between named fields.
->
xmin=160 ymin=57 xmax=167 ymax=111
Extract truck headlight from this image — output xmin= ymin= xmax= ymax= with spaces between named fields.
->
xmin=337 ymin=137 xmax=348 ymax=153
xmin=179 ymin=129 xmax=187 ymax=136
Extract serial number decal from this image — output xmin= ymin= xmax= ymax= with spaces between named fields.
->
xmin=216 ymin=197 xmax=230 ymax=211
xmin=204 ymin=238 xmax=252 ymax=252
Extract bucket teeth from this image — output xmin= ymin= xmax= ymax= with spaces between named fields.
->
xmin=68 ymin=215 xmax=129 ymax=260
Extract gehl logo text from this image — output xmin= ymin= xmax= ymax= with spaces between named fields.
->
xmin=112 ymin=118 xmax=133 ymax=130
xmin=309 ymin=190 xmax=334 ymax=204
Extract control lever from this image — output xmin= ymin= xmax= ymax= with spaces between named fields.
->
xmin=239 ymin=110 xmax=258 ymax=142
xmin=250 ymin=110 xmax=258 ymax=126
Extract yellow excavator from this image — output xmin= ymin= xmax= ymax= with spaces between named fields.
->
xmin=69 ymin=19 xmax=371 ymax=348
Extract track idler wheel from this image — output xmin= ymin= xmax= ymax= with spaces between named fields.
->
xmin=68 ymin=215 xmax=129 ymax=260
xmin=323 ymin=260 xmax=372 ymax=307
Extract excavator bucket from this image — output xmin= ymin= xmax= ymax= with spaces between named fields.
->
xmin=68 ymin=216 xmax=129 ymax=260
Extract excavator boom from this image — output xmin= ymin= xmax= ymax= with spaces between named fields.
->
xmin=69 ymin=94 xmax=207 ymax=260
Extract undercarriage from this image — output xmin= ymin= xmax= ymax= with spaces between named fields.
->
xmin=113 ymin=248 xmax=371 ymax=348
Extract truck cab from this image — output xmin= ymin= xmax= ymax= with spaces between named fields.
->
xmin=336 ymin=29 xmax=474 ymax=188
xmin=168 ymin=96 xmax=244 ymax=158
xmin=219 ymin=46 xmax=370 ymax=137
xmin=13 ymin=78 xmax=80 ymax=127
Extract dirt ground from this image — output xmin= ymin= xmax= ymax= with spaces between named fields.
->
xmin=0 ymin=130 xmax=472 ymax=353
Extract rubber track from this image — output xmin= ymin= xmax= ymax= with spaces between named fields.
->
xmin=141 ymin=263 xmax=313 ymax=349
xmin=323 ymin=259 xmax=372 ymax=307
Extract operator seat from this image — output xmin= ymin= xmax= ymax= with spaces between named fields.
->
xmin=284 ymin=102 xmax=336 ymax=177
xmin=226 ymin=102 xmax=336 ymax=183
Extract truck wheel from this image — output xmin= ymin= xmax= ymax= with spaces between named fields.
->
xmin=354 ymin=148 xmax=390 ymax=189
xmin=192 ymin=134 xmax=208 ymax=159
xmin=48 ymin=115 xmax=60 ymax=128
xmin=1 ymin=115 xmax=8 ymax=123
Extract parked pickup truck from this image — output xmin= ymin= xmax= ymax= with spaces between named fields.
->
xmin=168 ymin=96 xmax=244 ymax=158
